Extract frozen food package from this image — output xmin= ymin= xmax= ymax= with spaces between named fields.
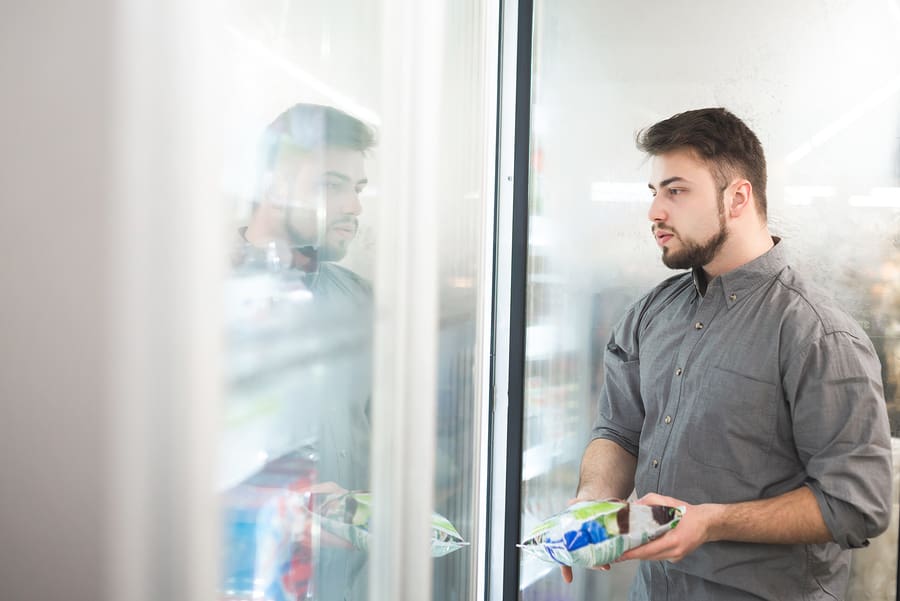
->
xmin=518 ymin=499 xmax=683 ymax=567
xmin=311 ymin=491 xmax=469 ymax=557
xmin=220 ymin=451 xmax=318 ymax=601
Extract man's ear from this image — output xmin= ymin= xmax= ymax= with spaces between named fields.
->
xmin=729 ymin=180 xmax=753 ymax=218
xmin=259 ymin=170 xmax=291 ymax=209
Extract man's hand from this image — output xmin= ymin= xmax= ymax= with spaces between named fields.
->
xmin=564 ymin=486 xmax=831 ymax=574
xmin=307 ymin=481 xmax=349 ymax=496
xmin=305 ymin=481 xmax=355 ymax=549
xmin=618 ymin=493 xmax=722 ymax=563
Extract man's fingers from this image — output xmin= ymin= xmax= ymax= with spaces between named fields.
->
xmin=308 ymin=481 xmax=347 ymax=495
xmin=561 ymin=562 xmax=613 ymax=583
xmin=636 ymin=492 xmax=681 ymax=507
xmin=620 ymin=533 xmax=676 ymax=561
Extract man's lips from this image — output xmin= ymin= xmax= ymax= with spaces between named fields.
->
xmin=655 ymin=230 xmax=674 ymax=246
xmin=330 ymin=222 xmax=357 ymax=237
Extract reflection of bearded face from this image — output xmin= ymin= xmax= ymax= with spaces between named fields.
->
xmin=285 ymin=210 xmax=358 ymax=262
xmin=269 ymin=146 xmax=367 ymax=262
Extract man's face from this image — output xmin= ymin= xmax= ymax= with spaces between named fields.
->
xmin=271 ymin=146 xmax=368 ymax=262
xmin=647 ymin=149 xmax=728 ymax=271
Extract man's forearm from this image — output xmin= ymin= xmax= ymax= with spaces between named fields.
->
xmin=708 ymin=485 xmax=832 ymax=545
xmin=621 ymin=486 xmax=834 ymax=563
xmin=575 ymin=438 xmax=637 ymax=501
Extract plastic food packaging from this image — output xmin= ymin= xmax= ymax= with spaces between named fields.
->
xmin=220 ymin=451 xmax=317 ymax=601
xmin=311 ymin=491 xmax=469 ymax=557
xmin=518 ymin=499 xmax=683 ymax=567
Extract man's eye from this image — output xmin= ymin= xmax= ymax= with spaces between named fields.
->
xmin=669 ymin=188 xmax=684 ymax=196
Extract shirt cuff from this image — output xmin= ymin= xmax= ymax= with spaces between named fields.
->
xmin=805 ymin=480 xmax=870 ymax=549
xmin=591 ymin=427 xmax=639 ymax=458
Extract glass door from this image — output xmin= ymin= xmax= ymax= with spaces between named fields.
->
xmin=511 ymin=1 xmax=900 ymax=600
xmin=218 ymin=1 xmax=499 ymax=600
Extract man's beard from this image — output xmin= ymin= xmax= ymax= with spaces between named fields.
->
xmin=662 ymin=225 xmax=728 ymax=270
xmin=316 ymin=238 xmax=349 ymax=262
xmin=285 ymin=212 xmax=355 ymax=262
xmin=661 ymin=196 xmax=728 ymax=270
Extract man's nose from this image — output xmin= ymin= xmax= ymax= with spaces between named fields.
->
xmin=343 ymin=191 xmax=363 ymax=216
xmin=647 ymin=195 xmax=666 ymax=223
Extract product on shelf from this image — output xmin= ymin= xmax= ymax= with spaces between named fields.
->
xmin=518 ymin=499 xmax=682 ymax=567
xmin=220 ymin=451 xmax=317 ymax=601
xmin=311 ymin=491 xmax=469 ymax=557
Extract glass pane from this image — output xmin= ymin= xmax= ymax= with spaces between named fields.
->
xmin=431 ymin=2 xmax=494 ymax=600
xmin=219 ymin=1 xmax=381 ymax=594
xmin=218 ymin=2 xmax=494 ymax=600
xmin=522 ymin=1 xmax=900 ymax=599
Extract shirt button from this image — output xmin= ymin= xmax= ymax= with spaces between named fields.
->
xmin=652 ymin=459 xmax=659 ymax=468
xmin=694 ymin=322 xmax=704 ymax=330
xmin=664 ymin=415 xmax=672 ymax=424
xmin=675 ymin=367 xmax=683 ymax=376
xmin=729 ymin=293 xmax=737 ymax=301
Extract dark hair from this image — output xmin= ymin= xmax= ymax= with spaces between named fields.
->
xmin=260 ymin=103 xmax=376 ymax=170
xmin=635 ymin=108 xmax=767 ymax=218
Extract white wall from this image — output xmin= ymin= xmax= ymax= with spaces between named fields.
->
xmin=0 ymin=2 xmax=221 ymax=601
xmin=0 ymin=3 xmax=113 ymax=600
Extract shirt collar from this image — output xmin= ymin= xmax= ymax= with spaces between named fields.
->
xmin=236 ymin=227 xmax=320 ymax=274
xmin=692 ymin=237 xmax=787 ymax=307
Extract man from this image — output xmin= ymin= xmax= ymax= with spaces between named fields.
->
xmin=228 ymin=103 xmax=376 ymax=601
xmin=235 ymin=102 xmax=375 ymax=310
xmin=242 ymin=102 xmax=376 ymax=491
xmin=564 ymin=108 xmax=893 ymax=600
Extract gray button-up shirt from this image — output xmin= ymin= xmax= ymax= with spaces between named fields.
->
xmin=592 ymin=239 xmax=892 ymax=600
xmin=231 ymin=232 xmax=374 ymax=601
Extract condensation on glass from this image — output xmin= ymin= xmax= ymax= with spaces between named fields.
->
xmin=521 ymin=1 xmax=900 ymax=600
xmin=218 ymin=2 xmax=493 ymax=601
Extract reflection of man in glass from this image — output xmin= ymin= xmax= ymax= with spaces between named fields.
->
xmin=233 ymin=103 xmax=376 ymax=601
xmin=238 ymin=103 xmax=375 ymax=307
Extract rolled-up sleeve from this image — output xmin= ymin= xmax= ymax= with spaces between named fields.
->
xmin=785 ymin=330 xmax=893 ymax=549
xmin=591 ymin=309 xmax=645 ymax=457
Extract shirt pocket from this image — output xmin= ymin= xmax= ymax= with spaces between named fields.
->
xmin=687 ymin=365 xmax=777 ymax=475
xmin=598 ymin=343 xmax=644 ymax=446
